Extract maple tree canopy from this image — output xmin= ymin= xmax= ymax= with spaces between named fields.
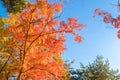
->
xmin=0 ymin=0 xmax=85 ymax=80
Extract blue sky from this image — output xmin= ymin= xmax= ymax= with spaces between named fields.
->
xmin=0 ymin=0 xmax=120 ymax=70
xmin=62 ymin=0 xmax=120 ymax=70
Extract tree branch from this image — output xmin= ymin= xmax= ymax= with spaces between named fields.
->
xmin=0 ymin=55 xmax=10 ymax=74
xmin=27 ymin=15 xmax=61 ymax=50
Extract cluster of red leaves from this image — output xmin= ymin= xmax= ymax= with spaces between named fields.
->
xmin=94 ymin=8 xmax=120 ymax=39
xmin=59 ymin=18 xmax=85 ymax=43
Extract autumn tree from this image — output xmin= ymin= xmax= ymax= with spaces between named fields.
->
xmin=70 ymin=56 xmax=120 ymax=80
xmin=0 ymin=0 xmax=85 ymax=80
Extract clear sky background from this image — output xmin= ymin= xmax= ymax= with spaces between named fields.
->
xmin=0 ymin=0 xmax=120 ymax=70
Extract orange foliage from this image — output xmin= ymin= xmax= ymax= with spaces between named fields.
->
xmin=6 ymin=0 xmax=85 ymax=79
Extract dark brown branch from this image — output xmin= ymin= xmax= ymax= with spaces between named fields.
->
xmin=0 ymin=55 xmax=10 ymax=74
xmin=17 ymin=12 xmax=33 ymax=80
